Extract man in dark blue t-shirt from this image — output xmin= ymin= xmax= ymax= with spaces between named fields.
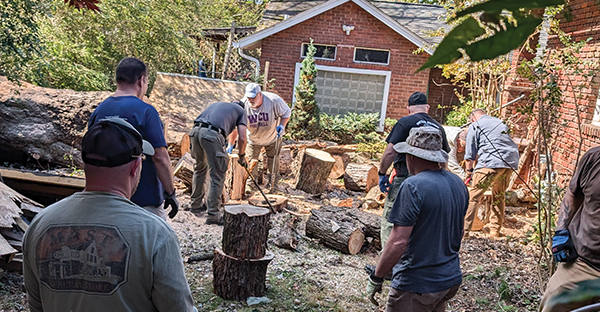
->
xmin=367 ymin=126 xmax=468 ymax=311
xmin=89 ymin=57 xmax=178 ymax=220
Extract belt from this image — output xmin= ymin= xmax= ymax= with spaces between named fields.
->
xmin=195 ymin=122 xmax=226 ymax=138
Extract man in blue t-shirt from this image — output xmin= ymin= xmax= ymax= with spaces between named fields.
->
xmin=367 ymin=126 xmax=469 ymax=311
xmin=89 ymin=57 xmax=178 ymax=220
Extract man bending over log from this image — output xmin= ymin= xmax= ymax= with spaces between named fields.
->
xmin=366 ymin=126 xmax=468 ymax=311
xmin=23 ymin=118 xmax=196 ymax=312
xmin=189 ymin=101 xmax=248 ymax=225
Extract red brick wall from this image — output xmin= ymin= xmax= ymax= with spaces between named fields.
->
xmin=427 ymin=67 xmax=463 ymax=122
xmin=259 ymin=1 xmax=454 ymax=122
xmin=503 ymin=0 xmax=600 ymax=183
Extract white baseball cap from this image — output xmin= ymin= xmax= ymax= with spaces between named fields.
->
xmin=245 ymin=83 xmax=261 ymax=98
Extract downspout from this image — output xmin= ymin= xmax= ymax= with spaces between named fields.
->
xmin=237 ymin=46 xmax=260 ymax=80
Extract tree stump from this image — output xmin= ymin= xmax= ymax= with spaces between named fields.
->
xmin=222 ymin=205 xmax=270 ymax=259
xmin=173 ymin=153 xmax=195 ymax=190
xmin=343 ymin=163 xmax=378 ymax=192
xmin=294 ymin=148 xmax=335 ymax=194
xmin=248 ymin=194 xmax=288 ymax=213
xmin=305 ymin=208 xmax=365 ymax=255
xmin=212 ymin=248 xmax=274 ymax=301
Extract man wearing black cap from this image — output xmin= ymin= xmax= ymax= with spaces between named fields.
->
xmin=89 ymin=57 xmax=178 ymax=220
xmin=23 ymin=118 xmax=196 ymax=312
xmin=189 ymin=101 xmax=248 ymax=225
xmin=367 ymin=126 xmax=468 ymax=311
xmin=377 ymin=92 xmax=450 ymax=248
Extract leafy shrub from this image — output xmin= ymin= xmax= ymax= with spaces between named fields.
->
xmin=445 ymin=100 xmax=485 ymax=127
xmin=357 ymin=141 xmax=387 ymax=159
xmin=319 ymin=112 xmax=380 ymax=144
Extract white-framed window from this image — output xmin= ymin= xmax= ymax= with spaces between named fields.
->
xmin=353 ymin=47 xmax=390 ymax=65
xmin=301 ymin=43 xmax=336 ymax=61
xmin=293 ymin=63 xmax=391 ymax=131
xmin=593 ymin=86 xmax=600 ymax=126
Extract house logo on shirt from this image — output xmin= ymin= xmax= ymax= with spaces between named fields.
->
xmin=35 ymin=225 xmax=130 ymax=294
xmin=248 ymin=112 xmax=269 ymax=127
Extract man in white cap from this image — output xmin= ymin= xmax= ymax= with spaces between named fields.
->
xmin=237 ymin=83 xmax=291 ymax=188
xmin=366 ymin=126 xmax=469 ymax=311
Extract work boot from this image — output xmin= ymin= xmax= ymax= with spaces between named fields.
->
xmin=190 ymin=201 xmax=207 ymax=213
xmin=364 ymin=265 xmax=392 ymax=281
xmin=206 ymin=215 xmax=224 ymax=226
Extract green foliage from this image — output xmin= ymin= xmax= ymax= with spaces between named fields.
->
xmin=357 ymin=141 xmax=387 ymax=159
xmin=445 ymin=100 xmax=485 ymax=126
xmin=498 ymin=280 xmax=514 ymax=301
xmin=0 ymin=0 xmax=46 ymax=83
xmin=419 ymin=0 xmax=566 ymax=71
xmin=319 ymin=113 xmax=380 ymax=144
xmin=288 ymin=39 xmax=320 ymax=140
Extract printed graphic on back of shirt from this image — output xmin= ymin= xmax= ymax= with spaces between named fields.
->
xmin=416 ymin=120 xmax=440 ymax=129
xmin=35 ymin=225 xmax=130 ymax=294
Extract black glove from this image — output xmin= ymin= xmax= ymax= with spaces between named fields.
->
xmin=164 ymin=190 xmax=179 ymax=219
xmin=552 ymin=229 xmax=578 ymax=263
xmin=238 ymin=154 xmax=248 ymax=168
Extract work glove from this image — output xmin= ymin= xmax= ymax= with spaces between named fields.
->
xmin=226 ymin=143 xmax=234 ymax=154
xmin=378 ymin=173 xmax=391 ymax=193
xmin=238 ymin=154 xmax=248 ymax=168
xmin=366 ymin=274 xmax=383 ymax=306
xmin=276 ymin=125 xmax=285 ymax=137
xmin=552 ymin=229 xmax=578 ymax=263
xmin=164 ymin=190 xmax=179 ymax=219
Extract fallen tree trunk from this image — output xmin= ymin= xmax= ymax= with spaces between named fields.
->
xmin=305 ymin=208 xmax=365 ymax=255
xmin=0 ymin=76 xmax=110 ymax=167
xmin=344 ymin=163 xmax=378 ymax=192
xmin=294 ymin=149 xmax=335 ymax=194
xmin=319 ymin=205 xmax=380 ymax=239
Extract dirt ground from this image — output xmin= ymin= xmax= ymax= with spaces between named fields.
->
xmin=0 ymin=177 xmax=545 ymax=312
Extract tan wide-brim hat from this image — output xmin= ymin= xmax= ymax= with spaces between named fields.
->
xmin=393 ymin=126 xmax=448 ymax=163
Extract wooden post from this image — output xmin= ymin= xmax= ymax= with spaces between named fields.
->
xmin=221 ymin=21 xmax=236 ymax=80
xmin=213 ymin=204 xmax=273 ymax=301
xmin=263 ymin=61 xmax=270 ymax=89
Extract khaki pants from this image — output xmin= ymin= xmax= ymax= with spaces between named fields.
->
xmin=464 ymin=167 xmax=510 ymax=233
xmin=190 ymin=127 xmax=228 ymax=220
xmin=540 ymin=258 xmax=600 ymax=312
xmin=380 ymin=174 xmax=409 ymax=248
xmin=247 ymin=141 xmax=280 ymax=176
xmin=142 ymin=203 xmax=166 ymax=220
xmin=386 ymin=284 xmax=460 ymax=312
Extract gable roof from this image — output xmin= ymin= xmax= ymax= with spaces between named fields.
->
xmin=235 ymin=0 xmax=449 ymax=54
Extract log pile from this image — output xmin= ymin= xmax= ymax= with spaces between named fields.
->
xmin=213 ymin=205 xmax=273 ymax=301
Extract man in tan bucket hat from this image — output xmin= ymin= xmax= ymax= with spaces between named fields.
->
xmin=367 ymin=126 xmax=469 ymax=311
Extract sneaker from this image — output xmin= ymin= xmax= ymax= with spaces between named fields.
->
xmin=206 ymin=216 xmax=224 ymax=226
xmin=364 ymin=265 xmax=392 ymax=281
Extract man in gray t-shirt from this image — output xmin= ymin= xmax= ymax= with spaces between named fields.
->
xmin=190 ymin=101 xmax=247 ymax=225
xmin=367 ymin=126 xmax=468 ymax=311
xmin=463 ymin=109 xmax=519 ymax=238
xmin=241 ymin=83 xmax=291 ymax=188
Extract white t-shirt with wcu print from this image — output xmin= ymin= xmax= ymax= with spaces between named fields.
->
xmin=244 ymin=91 xmax=291 ymax=146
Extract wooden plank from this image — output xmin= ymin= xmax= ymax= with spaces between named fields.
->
xmin=0 ymin=167 xmax=85 ymax=189
xmin=0 ymin=235 xmax=17 ymax=257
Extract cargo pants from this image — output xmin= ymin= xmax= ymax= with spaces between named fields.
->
xmin=189 ymin=126 xmax=228 ymax=221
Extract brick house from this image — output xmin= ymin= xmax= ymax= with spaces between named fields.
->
xmin=502 ymin=0 xmax=600 ymax=183
xmin=234 ymin=0 xmax=459 ymax=128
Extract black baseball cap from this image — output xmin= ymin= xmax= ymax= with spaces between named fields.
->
xmin=82 ymin=118 xmax=154 ymax=167
xmin=408 ymin=92 xmax=428 ymax=106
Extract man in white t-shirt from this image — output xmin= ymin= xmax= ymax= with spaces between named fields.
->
xmin=240 ymin=83 xmax=291 ymax=187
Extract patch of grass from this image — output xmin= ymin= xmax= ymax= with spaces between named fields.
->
xmin=476 ymin=297 xmax=490 ymax=306
xmin=497 ymin=303 xmax=518 ymax=312
xmin=498 ymin=280 xmax=514 ymax=301
xmin=464 ymin=274 xmax=478 ymax=281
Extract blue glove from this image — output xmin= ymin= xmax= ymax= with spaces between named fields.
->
xmin=552 ymin=229 xmax=578 ymax=263
xmin=226 ymin=144 xmax=234 ymax=154
xmin=378 ymin=174 xmax=390 ymax=193
xmin=276 ymin=125 xmax=285 ymax=137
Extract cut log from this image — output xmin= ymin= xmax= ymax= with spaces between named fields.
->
xmin=363 ymin=186 xmax=386 ymax=210
xmin=329 ymin=154 xmax=349 ymax=180
xmin=343 ymin=163 xmax=378 ymax=192
xmin=319 ymin=205 xmax=380 ymax=239
xmin=294 ymin=149 xmax=335 ymax=194
xmin=248 ymin=194 xmax=288 ymax=213
xmin=173 ymin=152 xmax=195 ymax=190
xmin=167 ymin=132 xmax=190 ymax=158
xmin=322 ymin=144 xmax=358 ymax=155
xmin=330 ymin=198 xmax=353 ymax=207
xmin=213 ymin=248 xmax=274 ymax=301
xmin=227 ymin=154 xmax=247 ymax=200
xmin=305 ymin=208 xmax=365 ymax=255
xmin=222 ymin=205 xmax=271 ymax=259
xmin=273 ymin=217 xmax=298 ymax=251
